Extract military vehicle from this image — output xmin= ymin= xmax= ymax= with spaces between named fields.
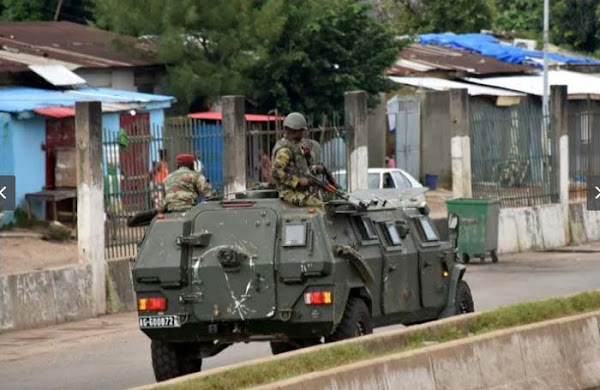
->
xmin=130 ymin=188 xmax=474 ymax=381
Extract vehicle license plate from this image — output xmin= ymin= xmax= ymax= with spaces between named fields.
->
xmin=138 ymin=315 xmax=180 ymax=328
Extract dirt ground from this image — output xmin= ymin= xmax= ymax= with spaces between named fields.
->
xmin=0 ymin=228 xmax=79 ymax=276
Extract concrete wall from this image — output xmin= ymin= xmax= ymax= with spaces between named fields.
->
xmin=76 ymin=69 xmax=136 ymax=91
xmin=0 ymin=258 xmax=134 ymax=333
xmin=367 ymin=96 xmax=386 ymax=168
xmin=420 ymin=91 xmax=451 ymax=188
xmin=254 ymin=312 xmax=600 ymax=390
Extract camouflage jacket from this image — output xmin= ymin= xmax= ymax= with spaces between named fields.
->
xmin=270 ymin=138 xmax=311 ymax=190
xmin=163 ymin=167 xmax=212 ymax=211
xmin=300 ymin=138 xmax=322 ymax=171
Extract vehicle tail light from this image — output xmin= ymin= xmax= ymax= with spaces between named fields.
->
xmin=138 ymin=297 xmax=167 ymax=311
xmin=304 ymin=291 xmax=333 ymax=305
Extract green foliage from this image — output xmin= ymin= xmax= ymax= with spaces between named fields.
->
xmin=384 ymin=0 xmax=494 ymax=34
xmin=0 ymin=0 xmax=94 ymax=22
xmin=94 ymin=0 xmax=401 ymax=113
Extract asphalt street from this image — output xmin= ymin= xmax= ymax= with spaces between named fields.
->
xmin=2 ymin=245 xmax=600 ymax=390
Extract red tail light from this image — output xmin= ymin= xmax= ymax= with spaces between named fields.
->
xmin=304 ymin=291 xmax=333 ymax=305
xmin=138 ymin=297 xmax=167 ymax=311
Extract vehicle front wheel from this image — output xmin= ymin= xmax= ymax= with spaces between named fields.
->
xmin=455 ymin=280 xmax=474 ymax=315
xmin=326 ymin=297 xmax=372 ymax=343
xmin=151 ymin=340 xmax=202 ymax=382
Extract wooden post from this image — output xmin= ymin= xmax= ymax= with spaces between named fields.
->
xmin=75 ymin=101 xmax=106 ymax=315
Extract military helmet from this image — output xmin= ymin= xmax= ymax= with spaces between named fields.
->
xmin=283 ymin=112 xmax=307 ymax=131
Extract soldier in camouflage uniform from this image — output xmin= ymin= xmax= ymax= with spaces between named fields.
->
xmin=300 ymin=137 xmax=322 ymax=173
xmin=162 ymin=154 xmax=213 ymax=212
xmin=271 ymin=113 xmax=324 ymax=207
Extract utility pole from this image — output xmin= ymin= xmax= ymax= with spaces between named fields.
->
xmin=542 ymin=0 xmax=550 ymax=139
xmin=54 ymin=0 xmax=64 ymax=21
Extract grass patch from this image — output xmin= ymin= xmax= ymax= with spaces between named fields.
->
xmin=155 ymin=290 xmax=600 ymax=390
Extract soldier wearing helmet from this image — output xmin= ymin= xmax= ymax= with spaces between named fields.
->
xmin=270 ymin=112 xmax=323 ymax=207
xmin=162 ymin=154 xmax=213 ymax=212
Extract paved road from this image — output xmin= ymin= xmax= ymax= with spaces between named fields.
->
xmin=2 ymin=246 xmax=600 ymax=390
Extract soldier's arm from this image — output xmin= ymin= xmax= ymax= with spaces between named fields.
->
xmin=271 ymin=148 xmax=301 ymax=188
xmin=194 ymin=174 xmax=213 ymax=198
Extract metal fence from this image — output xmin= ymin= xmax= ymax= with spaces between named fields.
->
xmin=567 ymin=100 xmax=600 ymax=202
xmin=103 ymin=112 xmax=347 ymax=259
xmin=103 ymin=117 xmax=223 ymax=260
xmin=470 ymin=98 xmax=557 ymax=208
xmin=245 ymin=111 xmax=348 ymax=188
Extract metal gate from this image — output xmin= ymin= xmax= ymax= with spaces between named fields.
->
xmin=392 ymin=96 xmax=421 ymax=179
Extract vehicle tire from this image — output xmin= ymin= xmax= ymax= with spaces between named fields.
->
xmin=491 ymin=250 xmax=499 ymax=263
xmin=151 ymin=340 xmax=202 ymax=382
xmin=326 ymin=297 xmax=372 ymax=343
xmin=462 ymin=253 xmax=470 ymax=264
xmin=455 ymin=280 xmax=474 ymax=315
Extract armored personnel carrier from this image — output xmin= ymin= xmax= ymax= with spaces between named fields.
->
xmin=130 ymin=188 xmax=473 ymax=381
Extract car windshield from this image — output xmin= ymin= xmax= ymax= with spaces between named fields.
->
xmin=336 ymin=172 xmax=380 ymax=190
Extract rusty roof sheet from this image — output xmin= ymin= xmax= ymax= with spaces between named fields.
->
xmin=387 ymin=43 xmax=533 ymax=77
xmin=0 ymin=57 xmax=27 ymax=72
xmin=0 ymin=22 xmax=160 ymax=69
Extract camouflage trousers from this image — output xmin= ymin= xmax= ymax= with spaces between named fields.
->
xmin=279 ymin=189 xmax=323 ymax=207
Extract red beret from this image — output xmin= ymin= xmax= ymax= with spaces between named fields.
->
xmin=176 ymin=154 xmax=196 ymax=163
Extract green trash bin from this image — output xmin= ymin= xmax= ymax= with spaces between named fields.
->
xmin=446 ymin=198 xmax=500 ymax=264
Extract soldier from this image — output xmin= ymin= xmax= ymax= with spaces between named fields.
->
xmin=300 ymin=137 xmax=322 ymax=174
xmin=162 ymin=154 xmax=213 ymax=212
xmin=271 ymin=112 xmax=323 ymax=207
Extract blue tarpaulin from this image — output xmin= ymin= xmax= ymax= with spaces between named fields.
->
xmin=419 ymin=33 xmax=600 ymax=67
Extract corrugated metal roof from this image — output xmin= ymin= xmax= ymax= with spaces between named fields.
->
xmin=0 ymin=58 xmax=27 ymax=72
xmin=389 ymin=76 xmax=525 ymax=97
xmin=34 ymin=103 xmax=142 ymax=118
xmin=387 ymin=43 xmax=533 ymax=77
xmin=0 ymin=21 xmax=160 ymax=70
xmin=188 ymin=111 xmax=284 ymax=122
xmin=28 ymin=64 xmax=86 ymax=86
xmin=463 ymin=70 xmax=600 ymax=99
xmin=0 ymin=86 xmax=174 ymax=114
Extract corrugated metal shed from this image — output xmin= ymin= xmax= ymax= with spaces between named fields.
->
xmin=0 ymin=21 xmax=159 ymax=70
xmin=0 ymin=86 xmax=174 ymax=114
xmin=387 ymin=44 xmax=533 ymax=77
xmin=390 ymin=76 xmax=525 ymax=97
xmin=463 ymin=70 xmax=600 ymax=99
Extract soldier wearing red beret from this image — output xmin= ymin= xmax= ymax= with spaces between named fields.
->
xmin=162 ymin=153 xmax=213 ymax=212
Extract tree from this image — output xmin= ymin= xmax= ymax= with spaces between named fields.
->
xmin=0 ymin=0 xmax=94 ymax=22
xmin=94 ymin=0 xmax=402 ymax=113
xmin=383 ymin=0 xmax=494 ymax=34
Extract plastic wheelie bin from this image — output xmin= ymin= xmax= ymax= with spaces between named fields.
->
xmin=446 ymin=198 xmax=500 ymax=264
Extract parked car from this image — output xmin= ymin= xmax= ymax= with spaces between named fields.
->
xmin=332 ymin=168 xmax=423 ymax=191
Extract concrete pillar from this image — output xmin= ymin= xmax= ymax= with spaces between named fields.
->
xmin=551 ymin=85 xmax=569 ymax=239
xmin=368 ymin=94 xmax=387 ymax=168
xmin=449 ymin=89 xmax=472 ymax=198
xmin=222 ymin=96 xmax=246 ymax=199
xmin=345 ymin=91 xmax=369 ymax=192
xmin=420 ymin=90 xmax=451 ymax=188
xmin=75 ymin=101 xmax=106 ymax=315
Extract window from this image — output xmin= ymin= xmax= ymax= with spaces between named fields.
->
xmin=283 ymin=223 xmax=307 ymax=246
xmin=418 ymin=217 xmax=439 ymax=242
xmin=385 ymin=222 xmax=402 ymax=246
xmin=391 ymin=171 xmax=412 ymax=189
xmin=354 ymin=216 xmax=378 ymax=241
xmin=383 ymin=173 xmax=394 ymax=188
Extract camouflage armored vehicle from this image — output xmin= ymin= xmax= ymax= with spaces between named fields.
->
xmin=130 ymin=188 xmax=474 ymax=381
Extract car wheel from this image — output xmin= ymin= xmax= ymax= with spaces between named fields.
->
xmin=455 ymin=280 xmax=474 ymax=315
xmin=326 ymin=297 xmax=372 ymax=343
xmin=491 ymin=250 xmax=499 ymax=263
xmin=151 ymin=340 xmax=202 ymax=382
xmin=462 ymin=253 xmax=470 ymax=264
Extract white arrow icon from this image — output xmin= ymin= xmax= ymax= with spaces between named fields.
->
xmin=0 ymin=186 xmax=5 ymax=199
xmin=596 ymin=186 xmax=600 ymax=200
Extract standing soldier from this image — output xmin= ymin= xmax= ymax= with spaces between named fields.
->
xmin=162 ymin=154 xmax=212 ymax=212
xmin=271 ymin=113 xmax=323 ymax=207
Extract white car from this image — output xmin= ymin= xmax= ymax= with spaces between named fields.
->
xmin=332 ymin=168 xmax=423 ymax=191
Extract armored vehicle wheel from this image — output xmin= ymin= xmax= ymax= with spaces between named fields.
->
xmin=151 ymin=340 xmax=202 ymax=382
xmin=455 ymin=280 xmax=474 ymax=315
xmin=326 ymin=297 xmax=372 ymax=343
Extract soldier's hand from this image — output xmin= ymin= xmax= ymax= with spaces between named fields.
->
xmin=312 ymin=165 xmax=325 ymax=174
xmin=297 ymin=178 xmax=310 ymax=187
